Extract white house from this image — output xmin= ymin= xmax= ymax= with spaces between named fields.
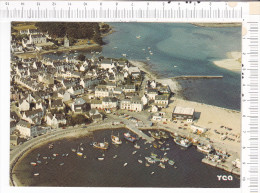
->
xmin=120 ymin=96 xmax=143 ymax=112
xmin=155 ymin=95 xmax=169 ymax=108
xmin=100 ymin=59 xmax=115 ymax=70
xmin=19 ymin=99 xmax=30 ymax=111
xmin=95 ymin=85 xmax=110 ymax=98
xmin=29 ymin=34 xmax=47 ymax=44
xmin=147 ymin=89 xmax=158 ymax=100
xmin=102 ymin=97 xmax=118 ymax=109
xmin=16 ymin=119 xmax=36 ymax=138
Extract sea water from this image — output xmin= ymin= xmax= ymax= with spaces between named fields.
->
xmin=13 ymin=129 xmax=240 ymax=187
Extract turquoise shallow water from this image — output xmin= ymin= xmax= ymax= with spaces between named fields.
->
xmin=44 ymin=23 xmax=241 ymax=110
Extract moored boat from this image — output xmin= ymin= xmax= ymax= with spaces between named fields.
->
xmin=138 ymin=159 xmax=143 ymax=164
xmin=159 ymin=163 xmax=166 ymax=169
xmin=174 ymin=138 xmax=192 ymax=148
xmin=168 ymin=160 xmax=175 ymax=166
xmin=93 ymin=142 xmax=109 ymax=150
xmin=34 ymin=173 xmax=40 ymax=176
xmin=197 ymin=144 xmax=213 ymax=154
xmin=124 ymin=133 xmax=137 ymax=143
xmin=77 ymin=152 xmax=83 ymax=156
xmin=111 ymin=135 xmax=122 ymax=145
xmin=30 ymin=162 xmax=37 ymax=166
xmin=123 ymin=163 xmax=128 ymax=167
xmin=134 ymin=143 xmax=140 ymax=149
xmin=98 ymin=157 xmax=104 ymax=161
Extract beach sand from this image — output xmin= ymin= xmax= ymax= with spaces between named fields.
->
xmin=164 ymin=97 xmax=241 ymax=157
xmin=213 ymin=51 xmax=241 ymax=72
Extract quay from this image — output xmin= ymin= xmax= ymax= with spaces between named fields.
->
xmin=202 ymin=158 xmax=240 ymax=176
xmin=126 ymin=125 xmax=154 ymax=143
xmin=172 ymin=75 xmax=223 ymax=80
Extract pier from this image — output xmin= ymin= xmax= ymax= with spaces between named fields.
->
xmin=126 ymin=124 xmax=155 ymax=143
xmin=172 ymin=75 xmax=223 ymax=80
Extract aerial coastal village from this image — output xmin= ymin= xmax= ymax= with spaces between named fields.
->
xmin=10 ymin=24 xmax=241 ymax=185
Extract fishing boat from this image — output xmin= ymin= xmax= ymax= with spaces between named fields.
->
xmin=113 ymin=155 xmax=118 ymax=159
xmin=174 ymin=138 xmax=192 ymax=148
xmin=136 ymin=35 xmax=141 ymax=39
xmin=43 ymin=157 xmax=48 ymax=160
xmin=123 ymin=163 xmax=128 ymax=167
xmin=159 ymin=131 xmax=169 ymax=139
xmin=134 ymin=143 xmax=140 ymax=149
xmin=53 ymin=153 xmax=59 ymax=157
xmin=159 ymin=163 xmax=166 ymax=169
xmin=98 ymin=157 xmax=104 ymax=161
xmin=123 ymin=133 xmax=137 ymax=143
xmin=93 ymin=141 xmax=109 ymax=150
xmin=197 ymin=144 xmax=213 ymax=154
xmin=138 ymin=160 xmax=143 ymax=164
xmin=122 ymin=53 xmax=127 ymax=57
xmin=34 ymin=173 xmax=40 ymax=176
xmin=145 ymin=163 xmax=150 ymax=167
xmin=111 ymin=134 xmax=122 ymax=145
xmin=30 ymin=162 xmax=37 ymax=166
xmin=83 ymin=155 xmax=87 ymax=159
xmin=151 ymin=172 xmax=155 ymax=175
xmin=80 ymin=147 xmax=84 ymax=151
xmin=150 ymin=132 xmax=161 ymax=140
xmin=71 ymin=148 xmax=76 ymax=152
xmin=168 ymin=160 xmax=175 ymax=166
xmin=60 ymin=163 xmax=64 ymax=166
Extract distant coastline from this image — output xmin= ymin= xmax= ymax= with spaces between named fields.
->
xmin=191 ymin=23 xmax=242 ymax=28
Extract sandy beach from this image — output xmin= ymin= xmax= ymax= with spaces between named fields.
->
xmin=163 ymin=97 xmax=241 ymax=157
xmin=213 ymin=51 xmax=241 ymax=72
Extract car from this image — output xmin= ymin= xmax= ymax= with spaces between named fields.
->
xmin=163 ymin=122 xmax=167 ymax=124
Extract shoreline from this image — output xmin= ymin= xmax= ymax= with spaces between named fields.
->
xmin=213 ymin=51 xmax=241 ymax=72
xmin=191 ymin=23 xmax=242 ymax=28
xmin=129 ymin=60 xmax=182 ymax=96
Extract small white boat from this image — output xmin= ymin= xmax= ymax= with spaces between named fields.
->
xmin=113 ymin=155 xmax=118 ymax=159
xmin=80 ymin=147 xmax=84 ymax=151
xmin=30 ymin=162 xmax=37 ymax=166
xmin=134 ymin=143 xmax=140 ymax=149
xmin=122 ymin=53 xmax=127 ymax=57
xmin=138 ymin=160 xmax=143 ymax=164
xmin=34 ymin=173 xmax=40 ymax=176
xmin=145 ymin=163 xmax=150 ymax=167
xmin=151 ymin=172 xmax=155 ymax=175
xmin=174 ymin=65 xmax=177 ymax=68
xmin=71 ymin=148 xmax=76 ymax=152
xmin=132 ymin=151 xmax=137 ymax=155
xmin=43 ymin=157 xmax=48 ymax=160
xmin=60 ymin=163 xmax=64 ymax=166
xmin=83 ymin=155 xmax=87 ymax=159
xmin=98 ymin=157 xmax=104 ymax=161
xmin=124 ymin=163 xmax=128 ymax=167
xmin=136 ymin=35 xmax=141 ymax=39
